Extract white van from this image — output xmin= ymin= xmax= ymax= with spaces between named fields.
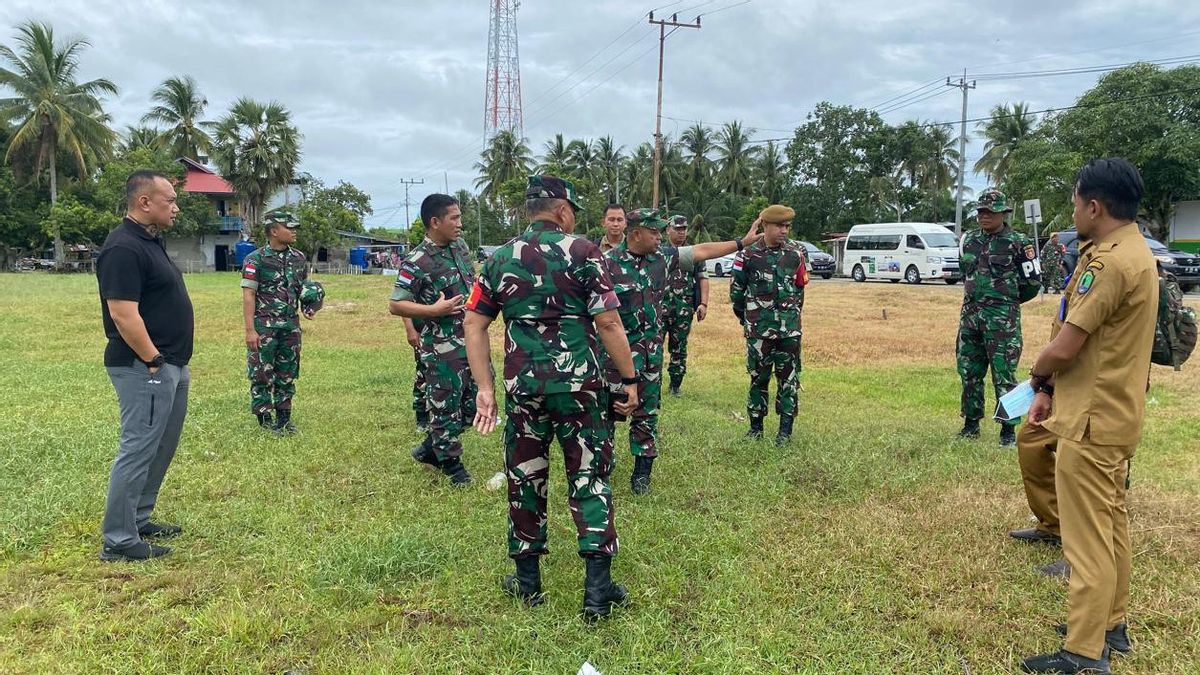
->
xmin=843 ymin=223 xmax=961 ymax=285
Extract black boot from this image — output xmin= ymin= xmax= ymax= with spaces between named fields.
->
xmin=501 ymin=557 xmax=545 ymax=607
xmin=630 ymin=456 xmax=654 ymax=495
xmin=411 ymin=435 xmax=438 ymax=468
xmin=746 ymin=416 xmax=764 ymax=439
xmin=274 ymin=409 xmax=296 ymax=435
xmin=775 ymin=414 xmax=794 ymax=446
xmin=256 ymin=412 xmax=276 ymax=432
xmin=415 ymin=410 xmax=430 ymax=432
xmin=999 ymin=423 xmax=1017 ymax=447
xmin=582 ymin=556 xmax=628 ymax=622
xmin=957 ymin=418 xmax=981 ymax=439
xmin=441 ymin=457 xmax=472 ymax=486
xmin=668 ymin=375 xmax=682 ymax=397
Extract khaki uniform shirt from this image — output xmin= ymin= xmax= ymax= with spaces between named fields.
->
xmin=1043 ymin=223 xmax=1158 ymax=446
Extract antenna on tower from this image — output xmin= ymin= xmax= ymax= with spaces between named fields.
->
xmin=484 ymin=0 xmax=523 ymax=140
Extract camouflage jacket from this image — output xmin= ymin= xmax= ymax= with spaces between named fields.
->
xmin=602 ymin=242 xmax=696 ymax=370
xmin=730 ymin=240 xmax=806 ymax=339
xmin=1040 ymin=240 xmax=1064 ymax=267
xmin=664 ymin=251 xmax=706 ymax=316
xmin=390 ymin=237 xmax=476 ymax=360
xmin=961 ymin=225 xmax=1041 ymax=306
xmin=240 ymin=245 xmax=308 ymax=327
xmin=465 ymin=220 xmax=620 ymax=396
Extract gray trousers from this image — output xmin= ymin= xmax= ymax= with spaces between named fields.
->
xmin=102 ymin=361 xmax=190 ymax=548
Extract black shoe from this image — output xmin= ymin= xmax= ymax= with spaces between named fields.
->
xmin=668 ymin=376 xmax=682 ymax=397
xmin=1055 ymin=623 xmax=1132 ymax=655
xmin=582 ymin=556 xmax=629 ymax=622
xmin=411 ymin=436 xmax=439 ymax=468
xmin=775 ymin=414 xmax=794 ymax=446
xmin=415 ymin=413 xmax=430 ymax=433
xmin=1036 ymin=558 xmax=1071 ymax=579
xmin=100 ymin=541 xmax=171 ymax=562
xmin=1009 ymin=527 xmax=1062 ymax=546
xmin=1000 ymin=424 xmax=1018 ymax=447
xmin=957 ymin=418 xmax=981 ymax=439
xmin=138 ymin=522 xmax=182 ymax=539
xmin=1020 ymin=648 xmax=1110 ymax=674
xmin=441 ymin=458 xmax=472 ymax=487
xmin=501 ymin=557 xmax=545 ymax=607
xmin=746 ymin=416 xmax=764 ymax=439
xmin=630 ymin=456 xmax=654 ymax=495
xmin=668 ymin=386 xmax=681 ymax=398
xmin=274 ymin=409 xmax=296 ymax=435
xmin=256 ymin=412 xmax=277 ymax=432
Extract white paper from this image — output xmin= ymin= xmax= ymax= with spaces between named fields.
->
xmin=995 ymin=380 xmax=1035 ymax=421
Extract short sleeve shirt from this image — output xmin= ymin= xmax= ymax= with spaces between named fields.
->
xmin=602 ymin=243 xmax=695 ymax=370
xmin=390 ymin=237 xmax=475 ymax=360
xmin=240 ymin=245 xmax=308 ymax=326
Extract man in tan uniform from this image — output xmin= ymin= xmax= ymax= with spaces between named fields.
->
xmin=1020 ymin=158 xmax=1156 ymax=674
xmin=1010 ymin=423 xmax=1062 ymax=547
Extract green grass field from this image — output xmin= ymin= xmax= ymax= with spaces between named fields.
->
xmin=1 ymin=272 xmax=1197 ymax=674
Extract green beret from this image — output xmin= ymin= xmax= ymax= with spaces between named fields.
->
xmin=759 ymin=204 xmax=795 ymax=224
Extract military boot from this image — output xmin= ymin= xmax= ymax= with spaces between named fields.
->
xmin=411 ymin=435 xmax=439 ymax=468
xmin=668 ymin=375 xmax=682 ymax=397
xmin=273 ymin=409 xmax=297 ymax=435
xmin=999 ymin=424 xmax=1018 ymax=448
xmin=256 ymin=412 xmax=277 ymax=432
xmin=501 ymin=556 xmax=545 ymax=607
xmin=775 ymin=414 xmax=794 ymax=446
xmin=415 ymin=410 xmax=430 ymax=433
xmin=581 ymin=556 xmax=629 ymax=622
xmin=957 ymin=418 xmax=981 ymax=439
xmin=630 ymin=456 xmax=654 ymax=495
xmin=441 ymin=458 xmax=472 ymax=487
xmin=746 ymin=416 xmax=764 ymax=439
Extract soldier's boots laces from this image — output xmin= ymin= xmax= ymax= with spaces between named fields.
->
xmin=581 ymin=556 xmax=629 ymax=622
xmin=957 ymin=418 xmax=981 ymax=439
xmin=630 ymin=456 xmax=654 ymax=495
xmin=501 ymin=556 xmax=545 ymax=607
xmin=274 ymin=409 xmax=297 ymax=435
xmin=775 ymin=414 xmax=794 ymax=446
xmin=668 ymin=376 xmax=682 ymax=398
xmin=411 ymin=436 xmax=439 ymax=468
xmin=1020 ymin=647 xmax=1110 ymax=674
xmin=1055 ymin=622 xmax=1132 ymax=655
xmin=1000 ymin=424 xmax=1018 ymax=447
xmin=441 ymin=458 xmax=472 ymax=487
xmin=746 ymin=416 xmax=764 ymax=439
xmin=256 ymin=412 xmax=276 ymax=432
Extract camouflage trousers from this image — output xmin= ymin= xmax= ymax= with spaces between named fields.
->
xmin=1042 ymin=260 xmax=1066 ymax=292
xmin=504 ymin=390 xmax=618 ymax=559
xmin=411 ymin=347 xmax=427 ymax=427
xmin=607 ymin=343 xmax=663 ymax=458
xmin=663 ymin=306 xmax=695 ymax=384
xmin=956 ymin=302 xmax=1022 ymax=422
xmin=746 ymin=336 xmax=801 ymax=419
xmin=420 ymin=352 xmax=477 ymax=463
xmin=248 ymin=322 xmax=302 ymax=414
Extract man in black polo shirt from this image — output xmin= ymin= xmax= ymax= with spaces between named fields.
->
xmin=95 ymin=171 xmax=194 ymax=562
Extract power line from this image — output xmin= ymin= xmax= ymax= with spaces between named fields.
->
xmin=875 ymin=86 xmax=956 ymax=116
xmin=972 ymin=53 xmax=1200 ymax=80
xmin=963 ymin=27 xmax=1200 ymax=72
xmin=865 ymin=78 xmax=947 ymax=110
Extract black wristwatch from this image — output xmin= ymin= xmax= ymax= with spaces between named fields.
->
xmin=620 ymin=376 xmax=639 ymax=386
xmin=735 ymin=239 xmax=744 ymax=252
xmin=143 ymin=353 xmax=166 ymax=368
xmin=1035 ymin=382 xmax=1055 ymax=397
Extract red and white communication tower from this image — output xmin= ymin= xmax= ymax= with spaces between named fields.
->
xmin=484 ymin=0 xmax=523 ymax=139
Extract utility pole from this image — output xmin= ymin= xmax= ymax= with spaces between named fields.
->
xmin=946 ymin=70 xmax=976 ymax=238
xmin=649 ymin=11 xmax=700 ymax=210
xmin=399 ymin=178 xmax=425 ymax=240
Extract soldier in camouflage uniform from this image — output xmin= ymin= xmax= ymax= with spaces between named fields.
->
xmin=603 ymin=209 xmax=759 ymax=494
xmin=1040 ymin=232 xmax=1066 ymax=294
xmin=241 ymin=210 xmax=315 ymax=435
xmin=956 ymin=188 xmax=1041 ymax=446
xmin=663 ymin=215 xmax=710 ymax=397
xmin=730 ymin=205 xmax=808 ymax=445
xmin=388 ymin=194 xmax=477 ymax=486
xmin=463 ymin=175 xmax=639 ymax=621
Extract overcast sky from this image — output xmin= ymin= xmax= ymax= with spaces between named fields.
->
xmin=2 ymin=0 xmax=1198 ymax=230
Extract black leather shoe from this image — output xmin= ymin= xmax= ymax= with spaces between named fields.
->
xmin=1000 ymin=424 xmax=1018 ymax=447
xmin=630 ymin=456 xmax=654 ymax=495
xmin=411 ymin=436 xmax=439 ymax=468
xmin=1036 ymin=559 xmax=1071 ymax=579
xmin=957 ymin=418 xmax=981 ymax=439
xmin=582 ymin=556 xmax=629 ymax=622
xmin=1020 ymin=648 xmax=1110 ymax=673
xmin=1009 ymin=527 xmax=1062 ymax=546
xmin=441 ymin=458 xmax=472 ymax=487
xmin=138 ymin=522 xmax=182 ymax=539
xmin=501 ymin=557 xmax=545 ymax=607
xmin=1055 ymin=622 xmax=1132 ymax=655
xmin=100 ymin=542 xmax=171 ymax=562
xmin=746 ymin=416 xmax=764 ymax=439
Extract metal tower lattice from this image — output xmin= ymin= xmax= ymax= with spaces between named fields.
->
xmin=484 ymin=0 xmax=523 ymax=139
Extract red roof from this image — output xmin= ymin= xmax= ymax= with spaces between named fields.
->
xmin=179 ymin=157 xmax=235 ymax=195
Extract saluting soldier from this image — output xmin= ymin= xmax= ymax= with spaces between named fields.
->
xmin=662 ymin=214 xmax=710 ymax=397
xmin=730 ymin=204 xmax=808 ymax=445
xmin=1020 ymin=159 xmax=1154 ymax=674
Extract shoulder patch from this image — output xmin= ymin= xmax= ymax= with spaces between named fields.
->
xmin=1077 ymin=269 xmax=1096 ymax=295
xmin=1085 ymin=259 xmax=1105 ymax=273
xmin=732 ymin=254 xmax=744 ymax=271
xmin=395 ymin=262 xmax=417 ymax=288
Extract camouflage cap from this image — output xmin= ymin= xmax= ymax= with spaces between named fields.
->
xmin=264 ymin=210 xmax=299 ymax=229
xmin=668 ymin=214 xmax=689 ymax=229
xmin=759 ymin=204 xmax=796 ymax=224
xmin=300 ymin=280 xmax=325 ymax=313
xmin=976 ymin=188 xmax=1013 ymax=213
xmin=626 ymin=208 xmax=669 ymax=232
xmin=525 ymin=175 xmax=581 ymax=211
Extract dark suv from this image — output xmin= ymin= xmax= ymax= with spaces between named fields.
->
xmin=1055 ymin=229 xmax=1199 ymax=293
xmin=801 ymin=241 xmax=836 ymax=279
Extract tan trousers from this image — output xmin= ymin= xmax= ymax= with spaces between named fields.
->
xmin=1016 ymin=423 xmax=1060 ymax=537
xmin=1056 ymin=436 xmax=1134 ymax=660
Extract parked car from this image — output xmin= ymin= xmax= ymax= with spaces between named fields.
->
xmin=706 ymin=253 xmax=737 ymax=277
xmin=477 ymin=245 xmax=501 ymax=262
xmin=800 ymin=241 xmax=836 ymax=279
xmin=1056 ymin=229 xmax=1199 ymax=292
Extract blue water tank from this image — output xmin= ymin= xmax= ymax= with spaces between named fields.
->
xmin=349 ymin=246 xmax=369 ymax=270
xmin=234 ymin=240 xmax=257 ymax=267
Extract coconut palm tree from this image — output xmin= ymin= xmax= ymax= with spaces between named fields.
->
xmin=142 ymin=75 xmax=212 ymax=161
xmin=679 ymin=122 xmax=715 ymax=184
xmin=755 ymin=141 xmax=787 ymax=204
xmin=566 ymin=138 xmax=596 ymax=182
xmin=0 ymin=21 xmax=118 ymax=264
xmin=623 ymin=142 xmax=655 ymax=207
xmin=473 ymin=129 xmax=532 ymax=201
xmin=973 ymin=102 xmax=1037 ymax=184
xmin=120 ymin=126 xmax=165 ymax=154
xmin=715 ymin=120 xmax=760 ymax=196
xmin=594 ymin=135 xmax=624 ymax=203
xmin=208 ymin=97 xmax=301 ymax=229
xmin=539 ymin=133 xmax=569 ymax=174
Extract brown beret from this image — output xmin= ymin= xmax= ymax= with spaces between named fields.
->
xmin=759 ymin=204 xmax=795 ymax=224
